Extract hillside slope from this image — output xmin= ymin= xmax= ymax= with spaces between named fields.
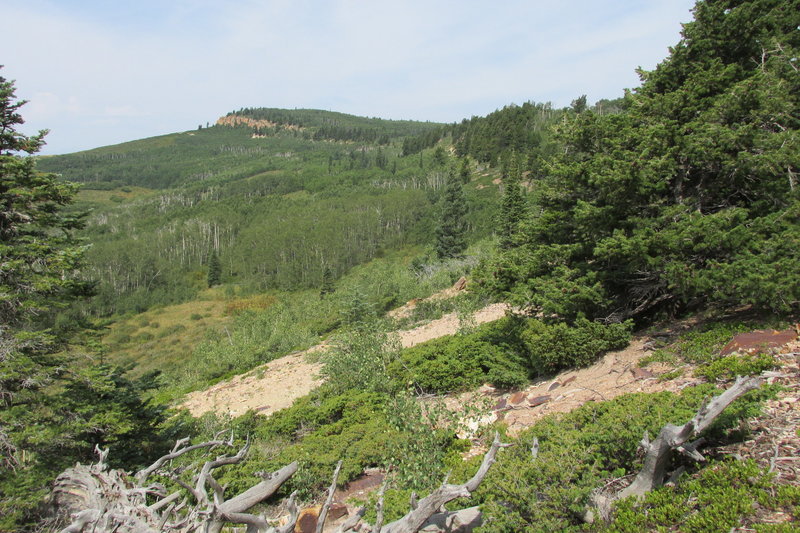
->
xmin=38 ymin=110 xmax=499 ymax=317
xmin=181 ymin=300 xmax=510 ymax=417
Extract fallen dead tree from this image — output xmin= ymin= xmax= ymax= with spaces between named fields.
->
xmin=52 ymin=431 xmax=509 ymax=533
xmin=586 ymin=375 xmax=763 ymax=522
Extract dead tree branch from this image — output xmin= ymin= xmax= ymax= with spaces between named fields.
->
xmin=53 ymin=435 xmax=299 ymax=533
xmin=587 ymin=375 xmax=762 ymax=522
xmin=341 ymin=432 xmax=509 ymax=533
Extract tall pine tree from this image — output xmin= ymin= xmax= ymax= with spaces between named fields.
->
xmin=207 ymin=250 xmax=221 ymax=287
xmin=498 ymin=156 xmax=527 ymax=249
xmin=435 ymin=170 xmax=468 ymax=259
xmin=0 ymin=71 xmax=174 ymax=529
xmin=479 ymin=0 xmax=800 ymax=322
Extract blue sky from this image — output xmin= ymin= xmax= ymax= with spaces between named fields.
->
xmin=3 ymin=0 xmax=696 ymax=155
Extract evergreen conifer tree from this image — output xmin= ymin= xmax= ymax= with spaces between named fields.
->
xmin=432 ymin=146 xmax=447 ymax=167
xmin=435 ymin=170 xmax=468 ymax=259
xmin=320 ymin=266 xmax=335 ymax=298
xmin=207 ymin=250 xmax=221 ymax=287
xmin=0 ymin=71 xmax=173 ymax=529
xmin=498 ymin=159 xmax=527 ymax=249
xmin=459 ymin=157 xmax=471 ymax=184
xmin=479 ymin=0 xmax=800 ymax=321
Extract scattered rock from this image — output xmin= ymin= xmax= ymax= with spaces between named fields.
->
xmin=547 ymin=381 xmax=561 ymax=391
xmin=493 ymin=398 xmax=507 ymax=411
xmin=509 ymin=392 xmax=527 ymax=405
xmin=630 ymin=367 xmax=654 ymax=380
xmin=562 ymin=376 xmax=577 ymax=386
xmin=334 ymin=469 xmax=385 ymax=502
xmin=720 ymin=329 xmax=797 ymax=356
xmin=452 ymin=277 xmax=468 ymax=291
xmin=328 ymin=503 xmax=348 ymax=521
xmin=478 ymin=383 xmax=496 ymax=394
xmin=528 ymin=395 xmax=550 ymax=407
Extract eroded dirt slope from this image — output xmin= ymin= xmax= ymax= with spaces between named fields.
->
xmin=179 ymin=302 xmax=510 ymax=417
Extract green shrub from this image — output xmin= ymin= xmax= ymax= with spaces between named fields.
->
xmin=521 ymin=318 xmax=632 ymax=373
xmin=157 ymin=324 xmax=187 ymax=338
xmin=389 ymin=331 xmax=528 ymax=393
xmin=207 ymin=386 xmax=465 ymax=501
xmin=107 ymin=333 xmax=131 ymax=346
xmin=653 ymin=318 xmax=787 ymax=365
xmin=476 ymin=384 xmax=774 ymax=532
xmin=695 ymin=352 xmax=777 ymax=382
xmin=389 ymin=315 xmax=631 ymax=393
xmin=607 ymin=460 xmax=800 ymax=533
xmin=135 ymin=331 xmax=154 ymax=342
xmin=321 ymin=324 xmax=399 ymax=394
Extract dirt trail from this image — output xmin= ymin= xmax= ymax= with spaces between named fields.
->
xmin=179 ymin=303 xmax=510 ymax=418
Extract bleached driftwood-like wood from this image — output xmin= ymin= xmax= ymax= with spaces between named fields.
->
xmin=588 ymin=375 xmax=762 ymax=521
xmin=135 ymin=433 xmax=232 ymax=485
xmin=316 ymin=459 xmax=343 ymax=533
xmin=53 ymin=429 xmax=504 ymax=533
xmin=53 ymin=436 xmax=300 ymax=533
xmin=339 ymin=432 xmax=509 ymax=533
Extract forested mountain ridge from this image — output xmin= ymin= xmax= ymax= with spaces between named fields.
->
xmin=37 ymin=109 xmax=446 ymax=189
xmin=36 ymin=108 xmax=500 ymax=317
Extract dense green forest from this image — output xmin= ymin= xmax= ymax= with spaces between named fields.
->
xmin=2 ymin=0 xmax=799 ymax=530
xmin=37 ymin=112 xmax=499 ymax=316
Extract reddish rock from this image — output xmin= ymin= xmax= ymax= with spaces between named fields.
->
xmin=630 ymin=367 xmax=655 ymax=380
xmin=562 ymin=376 xmax=577 ymax=386
xmin=328 ymin=503 xmax=348 ymax=521
xmin=720 ymin=329 xmax=797 ymax=356
xmin=493 ymin=398 xmax=508 ymax=411
xmin=334 ymin=470 xmax=385 ymax=501
xmin=509 ymin=392 xmax=527 ymax=405
xmin=528 ymin=395 xmax=551 ymax=407
xmin=452 ymin=277 xmax=468 ymax=291
xmin=547 ymin=381 xmax=561 ymax=391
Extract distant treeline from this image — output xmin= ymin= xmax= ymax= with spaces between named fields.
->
xmin=400 ymin=97 xmax=626 ymax=166
xmin=228 ymin=107 xmax=444 ymax=144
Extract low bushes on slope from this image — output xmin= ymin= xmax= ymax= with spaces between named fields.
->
xmin=472 ymin=384 xmax=778 ymax=532
xmin=389 ymin=316 xmax=632 ymax=393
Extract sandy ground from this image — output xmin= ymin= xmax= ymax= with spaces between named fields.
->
xmin=179 ymin=302 xmax=511 ymax=418
xmin=443 ymin=337 xmax=688 ymax=442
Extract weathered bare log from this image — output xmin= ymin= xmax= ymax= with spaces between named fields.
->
xmin=416 ymin=506 xmax=482 ymax=532
xmin=54 ymin=427 xmax=506 ymax=533
xmin=53 ymin=436 xmax=299 ymax=533
xmin=383 ymin=433 xmax=508 ymax=533
xmin=339 ymin=433 xmax=508 ymax=533
xmin=135 ymin=433 xmax=233 ymax=485
xmin=336 ymin=507 xmax=366 ymax=533
xmin=588 ymin=375 xmax=762 ymax=522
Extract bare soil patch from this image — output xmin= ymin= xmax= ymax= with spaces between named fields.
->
xmin=180 ymin=302 xmax=510 ymax=417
